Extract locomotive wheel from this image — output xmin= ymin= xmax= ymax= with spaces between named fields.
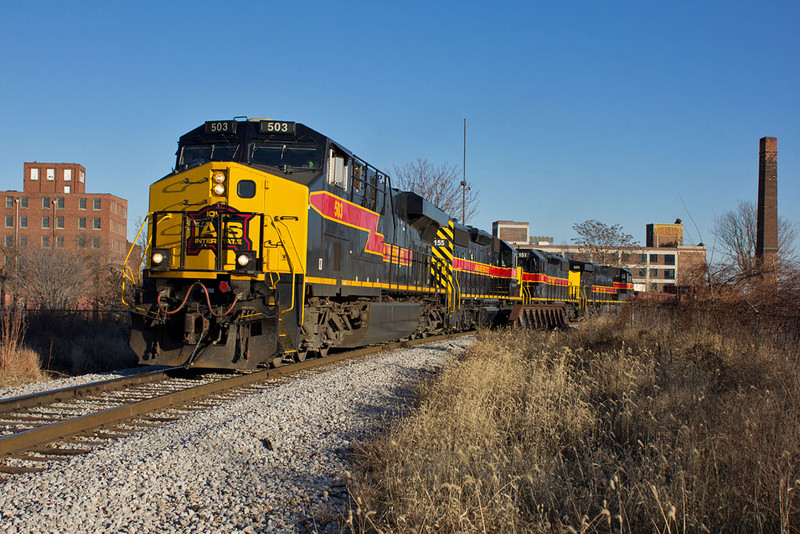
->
xmin=294 ymin=350 xmax=308 ymax=362
xmin=318 ymin=346 xmax=329 ymax=358
xmin=271 ymin=355 xmax=285 ymax=368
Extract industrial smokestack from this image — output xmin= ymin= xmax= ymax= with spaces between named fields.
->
xmin=756 ymin=136 xmax=778 ymax=269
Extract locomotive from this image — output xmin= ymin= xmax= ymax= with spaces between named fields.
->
xmin=123 ymin=118 xmax=632 ymax=369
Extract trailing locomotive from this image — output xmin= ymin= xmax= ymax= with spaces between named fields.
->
xmin=123 ymin=118 xmax=632 ymax=369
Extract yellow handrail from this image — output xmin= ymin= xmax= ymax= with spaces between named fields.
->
xmin=268 ymin=216 xmax=305 ymax=326
xmin=450 ymin=268 xmax=461 ymax=312
xmin=121 ymin=216 xmax=151 ymax=308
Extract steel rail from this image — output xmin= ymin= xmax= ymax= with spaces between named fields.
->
xmin=0 ymin=332 xmax=471 ymax=459
xmin=0 ymin=367 xmax=183 ymax=414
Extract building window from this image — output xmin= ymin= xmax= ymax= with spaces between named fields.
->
xmin=20 ymin=216 xmax=27 ymax=228
xmin=20 ymin=197 xmax=27 ymax=209
xmin=56 ymin=197 xmax=64 ymax=209
xmin=42 ymin=197 xmax=50 ymax=209
xmin=5 ymin=216 xmax=12 ymax=228
xmin=46 ymin=168 xmax=55 ymax=181
xmin=78 ymin=236 xmax=86 ymax=248
xmin=64 ymin=169 xmax=72 ymax=181
xmin=638 ymin=268 xmax=646 ymax=277
xmin=64 ymin=186 xmax=71 ymax=194
xmin=649 ymin=254 xmax=659 ymax=263
xmin=664 ymin=254 xmax=675 ymax=266
xmin=93 ymin=218 xmax=101 ymax=230
xmin=5 ymin=236 xmax=13 ymax=247
xmin=92 ymin=237 xmax=100 ymax=248
xmin=79 ymin=198 xmax=87 ymax=210
xmin=56 ymin=216 xmax=64 ymax=229
xmin=639 ymin=253 xmax=647 ymax=263
xmin=41 ymin=236 xmax=49 ymax=248
xmin=79 ymin=217 xmax=86 ymax=229
xmin=80 ymin=170 xmax=85 ymax=183
xmin=42 ymin=216 xmax=50 ymax=228
xmin=19 ymin=235 xmax=27 ymax=247
xmin=56 ymin=236 xmax=64 ymax=248
xmin=30 ymin=168 xmax=39 ymax=181
xmin=5 ymin=197 xmax=12 ymax=208
xmin=664 ymin=269 xmax=675 ymax=280
xmin=93 ymin=198 xmax=101 ymax=210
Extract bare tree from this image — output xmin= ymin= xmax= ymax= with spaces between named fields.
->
xmin=712 ymin=200 xmax=797 ymax=281
xmin=7 ymin=248 xmax=89 ymax=310
xmin=125 ymin=216 xmax=149 ymax=278
xmin=132 ymin=216 xmax=149 ymax=257
xmin=571 ymin=219 xmax=638 ymax=266
xmin=393 ymin=158 xmax=479 ymax=224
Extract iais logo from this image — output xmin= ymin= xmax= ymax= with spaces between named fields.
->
xmin=185 ymin=205 xmax=255 ymax=255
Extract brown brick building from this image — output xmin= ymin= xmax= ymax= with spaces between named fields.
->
xmin=1 ymin=162 xmax=129 ymax=264
xmin=646 ymin=221 xmax=684 ymax=247
xmin=492 ymin=220 xmax=529 ymax=246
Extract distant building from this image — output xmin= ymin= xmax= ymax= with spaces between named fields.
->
xmin=492 ymin=220 xmax=529 ymax=246
xmin=646 ymin=220 xmax=683 ymax=247
xmin=532 ymin=242 xmax=706 ymax=293
xmin=1 ymin=162 xmax=129 ymax=265
xmin=529 ymin=235 xmax=553 ymax=246
xmin=497 ymin=219 xmax=707 ymax=293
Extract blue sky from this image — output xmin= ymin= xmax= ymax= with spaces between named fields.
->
xmin=1 ymin=0 xmax=797 ymax=253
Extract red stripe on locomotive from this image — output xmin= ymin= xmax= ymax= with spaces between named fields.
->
xmin=309 ymin=191 xmax=384 ymax=256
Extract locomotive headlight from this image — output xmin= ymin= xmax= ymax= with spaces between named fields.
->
xmin=150 ymin=248 xmax=171 ymax=271
xmin=212 ymin=183 xmax=226 ymax=196
xmin=234 ymin=251 xmax=257 ymax=272
xmin=212 ymin=171 xmax=226 ymax=184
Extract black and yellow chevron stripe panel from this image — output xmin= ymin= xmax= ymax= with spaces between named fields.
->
xmin=431 ymin=222 xmax=454 ymax=289
xmin=431 ymin=221 xmax=460 ymax=311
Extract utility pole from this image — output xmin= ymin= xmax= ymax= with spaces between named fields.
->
xmin=460 ymin=118 xmax=468 ymax=224
xmin=14 ymin=197 xmax=19 ymax=274
xmin=51 ymin=199 xmax=57 ymax=245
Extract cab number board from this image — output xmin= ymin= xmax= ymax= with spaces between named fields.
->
xmin=259 ymin=121 xmax=296 ymax=135
xmin=204 ymin=121 xmax=237 ymax=134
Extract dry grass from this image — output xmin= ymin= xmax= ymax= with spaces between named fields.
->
xmin=347 ymin=296 xmax=800 ymax=533
xmin=0 ymin=307 xmax=46 ymax=387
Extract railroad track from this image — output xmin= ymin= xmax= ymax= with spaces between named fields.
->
xmin=0 ymin=333 xmax=469 ymax=475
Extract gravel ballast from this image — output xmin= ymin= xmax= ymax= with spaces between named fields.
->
xmin=0 ymin=337 xmax=472 ymax=533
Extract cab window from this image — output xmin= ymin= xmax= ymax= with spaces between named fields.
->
xmin=352 ymin=162 xmax=363 ymax=192
xmin=248 ymin=144 xmax=319 ymax=168
xmin=180 ymin=144 xmax=240 ymax=167
xmin=328 ymin=149 xmax=349 ymax=190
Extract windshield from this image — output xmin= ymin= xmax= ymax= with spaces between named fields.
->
xmin=180 ymin=144 xmax=240 ymax=168
xmin=248 ymin=143 xmax=320 ymax=169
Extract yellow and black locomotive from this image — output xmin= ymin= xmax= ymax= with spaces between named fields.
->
xmin=124 ymin=118 xmax=631 ymax=369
